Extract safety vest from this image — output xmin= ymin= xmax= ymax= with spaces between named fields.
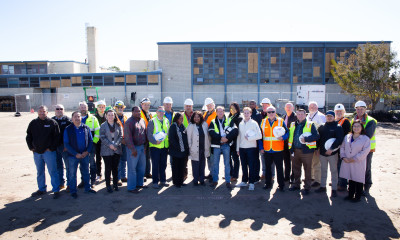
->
xmin=288 ymin=121 xmax=317 ymax=149
xmin=338 ymin=117 xmax=349 ymax=126
xmin=204 ymin=110 xmax=217 ymax=127
xmin=183 ymin=112 xmax=192 ymax=128
xmin=140 ymin=110 xmax=152 ymax=128
xmin=83 ymin=113 xmax=100 ymax=144
xmin=261 ymin=117 xmax=285 ymax=152
xmin=149 ymin=117 xmax=170 ymax=149
xmin=164 ymin=111 xmax=175 ymax=126
xmin=212 ymin=117 xmax=233 ymax=134
xmin=351 ymin=115 xmax=377 ymax=150
xmin=116 ymin=114 xmax=128 ymax=138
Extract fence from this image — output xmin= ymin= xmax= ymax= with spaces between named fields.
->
xmin=14 ymin=91 xmax=358 ymax=114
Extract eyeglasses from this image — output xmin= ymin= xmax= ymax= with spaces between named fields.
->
xmin=157 ymin=110 xmax=165 ymax=113
xmin=56 ymin=108 xmax=64 ymax=110
xmin=267 ymin=111 xmax=275 ymax=114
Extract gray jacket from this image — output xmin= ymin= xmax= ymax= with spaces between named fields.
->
xmin=186 ymin=122 xmax=211 ymax=161
xmin=100 ymin=122 xmax=123 ymax=156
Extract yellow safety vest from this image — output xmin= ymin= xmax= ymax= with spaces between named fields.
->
xmin=212 ymin=117 xmax=233 ymax=134
xmin=288 ymin=121 xmax=317 ymax=149
xmin=83 ymin=113 xmax=100 ymax=144
xmin=351 ymin=115 xmax=377 ymax=150
xmin=183 ymin=113 xmax=192 ymax=128
xmin=149 ymin=117 xmax=170 ymax=149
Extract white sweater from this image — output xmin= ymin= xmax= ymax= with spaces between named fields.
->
xmin=236 ymin=118 xmax=262 ymax=151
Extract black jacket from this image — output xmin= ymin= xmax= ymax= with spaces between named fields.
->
xmin=168 ymin=123 xmax=189 ymax=158
xmin=228 ymin=113 xmax=243 ymax=150
xmin=282 ymin=112 xmax=298 ymax=149
xmin=250 ymin=108 xmax=262 ymax=125
xmin=317 ymin=121 xmax=344 ymax=156
xmin=26 ymin=117 xmax=60 ymax=154
xmin=209 ymin=116 xmax=239 ymax=148
xmin=52 ymin=115 xmax=72 ymax=146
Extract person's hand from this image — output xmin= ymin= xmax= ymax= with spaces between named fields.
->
xmin=237 ymin=151 xmax=240 ymax=156
xmin=76 ymin=153 xmax=82 ymax=159
xmin=156 ymin=140 xmax=162 ymax=145
xmin=348 ymin=158 xmax=355 ymax=163
xmin=121 ymin=139 xmax=126 ymax=145
xmin=326 ymin=149 xmax=333 ymax=155
xmin=109 ymin=144 xmax=115 ymax=150
xmin=277 ymin=137 xmax=283 ymax=141
xmin=343 ymin=157 xmax=350 ymax=163
xmin=299 ymin=136 xmax=305 ymax=143
xmin=82 ymin=151 xmax=89 ymax=158
xmin=260 ymin=149 xmax=264 ymax=154
xmin=132 ymin=149 xmax=138 ymax=157
xmin=30 ymin=148 xmax=35 ymax=152
xmin=63 ymin=148 xmax=67 ymax=152
xmin=221 ymin=137 xmax=228 ymax=143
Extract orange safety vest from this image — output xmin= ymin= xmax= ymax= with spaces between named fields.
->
xmin=116 ymin=114 xmax=128 ymax=138
xmin=203 ymin=110 xmax=217 ymax=127
xmin=261 ymin=117 xmax=285 ymax=152
xmin=338 ymin=117 xmax=349 ymax=126
xmin=140 ymin=110 xmax=152 ymax=128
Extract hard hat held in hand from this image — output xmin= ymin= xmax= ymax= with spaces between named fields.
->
xmin=273 ymin=127 xmax=285 ymax=137
xmin=154 ymin=132 xmax=166 ymax=142
xmin=299 ymin=132 xmax=312 ymax=144
xmin=324 ymin=138 xmax=339 ymax=151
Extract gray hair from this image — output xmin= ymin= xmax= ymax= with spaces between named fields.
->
xmin=38 ymin=105 xmax=48 ymax=112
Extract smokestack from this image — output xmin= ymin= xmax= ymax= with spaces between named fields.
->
xmin=86 ymin=25 xmax=97 ymax=73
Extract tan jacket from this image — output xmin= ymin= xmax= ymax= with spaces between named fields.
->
xmin=186 ymin=122 xmax=211 ymax=161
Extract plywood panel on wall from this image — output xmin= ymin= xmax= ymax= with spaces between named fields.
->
xmin=197 ymin=57 xmax=203 ymax=65
xmin=270 ymin=57 xmax=276 ymax=64
xmin=148 ymin=75 xmax=158 ymax=84
xmin=71 ymin=76 xmax=81 ymax=84
xmin=248 ymin=53 xmax=258 ymax=73
xmin=61 ymin=79 xmax=71 ymax=87
xmin=219 ymin=67 xmax=224 ymax=75
xmin=40 ymin=81 xmax=50 ymax=88
xmin=325 ymin=53 xmax=335 ymax=73
xmin=126 ymin=75 xmax=136 ymax=83
xmin=193 ymin=67 xmax=199 ymax=75
xmin=115 ymin=77 xmax=124 ymax=83
xmin=303 ymin=52 xmax=312 ymax=59
xmin=293 ymin=76 xmax=298 ymax=83
xmin=51 ymin=80 xmax=60 ymax=88
xmin=313 ymin=67 xmax=320 ymax=77
xmin=281 ymin=47 xmax=286 ymax=54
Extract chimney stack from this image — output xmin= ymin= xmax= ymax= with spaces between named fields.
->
xmin=86 ymin=26 xmax=97 ymax=73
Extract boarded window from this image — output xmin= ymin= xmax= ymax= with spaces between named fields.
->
xmin=126 ymin=75 xmax=136 ymax=84
xmin=148 ymin=75 xmax=158 ymax=85
xmin=61 ymin=79 xmax=71 ymax=87
xmin=51 ymin=80 xmax=60 ymax=88
xmin=197 ymin=57 xmax=203 ymax=65
xmin=270 ymin=57 xmax=276 ymax=64
xmin=293 ymin=76 xmax=298 ymax=83
xmin=303 ymin=52 xmax=312 ymax=59
xmin=193 ymin=67 xmax=199 ymax=75
xmin=281 ymin=47 xmax=286 ymax=54
xmin=313 ymin=67 xmax=320 ymax=77
xmin=40 ymin=80 xmax=50 ymax=88
xmin=115 ymin=76 xmax=124 ymax=83
xmin=248 ymin=53 xmax=258 ymax=73
xmin=71 ymin=76 xmax=82 ymax=84
xmin=325 ymin=53 xmax=335 ymax=73
xmin=219 ymin=67 xmax=224 ymax=75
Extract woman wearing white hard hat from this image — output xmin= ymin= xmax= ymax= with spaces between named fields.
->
xmin=235 ymin=107 xmax=262 ymax=190
xmin=351 ymin=100 xmax=377 ymax=196
xmin=334 ymin=103 xmax=351 ymax=191
xmin=314 ymin=110 xmax=344 ymax=197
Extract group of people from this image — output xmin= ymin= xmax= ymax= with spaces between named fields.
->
xmin=26 ymin=96 xmax=376 ymax=203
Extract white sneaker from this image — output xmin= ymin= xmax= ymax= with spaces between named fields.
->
xmin=235 ymin=182 xmax=248 ymax=187
xmin=248 ymin=184 xmax=255 ymax=191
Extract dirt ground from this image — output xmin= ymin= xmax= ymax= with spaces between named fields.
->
xmin=0 ymin=111 xmax=399 ymax=240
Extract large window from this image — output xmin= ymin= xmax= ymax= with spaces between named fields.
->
xmin=193 ymin=48 xmax=225 ymax=84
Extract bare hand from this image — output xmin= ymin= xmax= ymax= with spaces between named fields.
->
xmin=121 ymin=139 xmax=126 ymax=145
xmin=237 ymin=151 xmax=240 ymax=156
xmin=63 ymin=148 xmax=67 ymax=152
xmin=260 ymin=149 xmax=264 ymax=154
xmin=221 ymin=137 xmax=228 ymax=143
xmin=82 ymin=151 xmax=89 ymax=158
xmin=109 ymin=144 xmax=115 ymax=150
xmin=300 ymin=136 xmax=305 ymax=143
xmin=156 ymin=140 xmax=162 ymax=145
xmin=76 ymin=153 xmax=82 ymax=159
xmin=277 ymin=137 xmax=283 ymax=141
xmin=326 ymin=149 xmax=333 ymax=155
xmin=132 ymin=149 xmax=138 ymax=157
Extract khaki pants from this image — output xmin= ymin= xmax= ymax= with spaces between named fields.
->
xmin=320 ymin=154 xmax=338 ymax=190
xmin=292 ymin=149 xmax=313 ymax=190
xmin=311 ymin=150 xmax=321 ymax=183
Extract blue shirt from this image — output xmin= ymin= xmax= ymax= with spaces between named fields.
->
xmin=293 ymin=120 xmax=306 ymax=149
xmin=165 ymin=111 xmax=173 ymax=125
xmin=81 ymin=115 xmax=88 ymax=124
xmin=118 ymin=115 xmax=125 ymax=127
xmin=75 ymin=125 xmax=87 ymax=153
xmin=64 ymin=124 xmax=93 ymax=156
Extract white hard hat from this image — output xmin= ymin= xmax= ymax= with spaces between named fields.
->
xmin=334 ymin=103 xmax=345 ymax=111
xmin=163 ymin=96 xmax=173 ymax=104
xmin=184 ymin=98 xmax=194 ymax=106
xmin=354 ymin=101 xmax=367 ymax=109
xmin=260 ymin=98 xmax=271 ymax=105
xmin=204 ymin=98 xmax=214 ymax=105
xmin=96 ymin=100 xmax=106 ymax=106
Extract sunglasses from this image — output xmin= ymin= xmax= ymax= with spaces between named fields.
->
xmin=56 ymin=108 xmax=64 ymax=110
xmin=267 ymin=111 xmax=275 ymax=114
xmin=157 ymin=110 xmax=165 ymax=113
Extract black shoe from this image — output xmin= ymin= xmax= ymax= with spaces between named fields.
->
xmin=121 ymin=178 xmax=128 ymax=183
xmin=128 ymin=189 xmax=140 ymax=194
xmin=263 ymin=184 xmax=272 ymax=190
xmin=351 ymin=198 xmax=361 ymax=203
xmin=279 ymin=187 xmax=285 ymax=192
xmin=85 ymin=189 xmax=97 ymax=194
xmin=193 ymin=182 xmax=199 ymax=186
xmin=315 ymin=187 xmax=326 ymax=193
xmin=113 ymin=185 xmax=119 ymax=191
xmin=31 ymin=190 xmax=46 ymax=197
xmin=136 ymin=185 xmax=148 ymax=189
xmin=311 ymin=182 xmax=320 ymax=187
xmin=53 ymin=192 xmax=60 ymax=199
xmin=226 ymin=182 xmax=232 ymax=189
xmin=344 ymin=196 xmax=353 ymax=201
xmin=71 ymin=193 xmax=78 ymax=199
xmin=200 ymin=181 xmax=206 ymax=186
xmin=331 ymin=190 xmax=337 ymax=198
xmin=77 ymin=182 xmax=84 ymax=189
xmin=289 ymin=186 xmax=300 ymax=191
xmin=303 ymin=189 xmax=310 ymax=195
xmin=107 ymin=186 xmax=113 ymax=193
xmin=209 ymin=182 xmax=218 ymax=187
xmin=145 ymin=174 xmax=152 ymax=179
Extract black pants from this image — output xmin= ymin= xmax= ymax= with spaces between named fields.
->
xmin=264 ymin=151 xmax=285 ymax=188
xmin=229 ymin=147 xmax=240 ymax=179
xmin=192 ymin=159 xmax=205 ymax=184
xmin=95 ymin=140 xmax=102 ymax=176
xmin=348 ymin=180 xmax=363 ymax=200
xmin=145 ymin=143 xmax=151 ymax=175
xmin=283 ymin=147 xmax=293 ymax=181
xmin=172 ymin=156 xmax=186 ymax=186
xmin=254 ymin=154 xmax=260 ymax=181
xmin=184 ymin=157 xmax=188 ymax=179
xmin=103 ymin=154 xmax=120 ymax=187
xmin=239 ymin=148 xmax=258 ymax=184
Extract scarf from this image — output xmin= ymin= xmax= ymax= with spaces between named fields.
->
xmin=174 ymin=122 xmax=185 ymax=152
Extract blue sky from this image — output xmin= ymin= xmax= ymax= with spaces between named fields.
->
xmin=1 ymin=0 xmax=398 ymax=70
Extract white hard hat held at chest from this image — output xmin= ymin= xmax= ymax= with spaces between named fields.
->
xmin=354 ymin=100 xmax=367 ymax=109
xmin=184 ymin=98 xmax=194 ymax=106
xmin=163 ymin=97 xmax=173 ymax=104
xmin=273 ymin=127 xmax=285 ymax=137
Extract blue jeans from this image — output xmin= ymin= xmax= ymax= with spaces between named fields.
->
xmin=33 ymin=151 xmax=60 ymax=192
xmin=212 ymin=144 xmax=231 ymax=183
xmin=127 ymin=145 xmax=146 ymax=190
xmin=56 ymin=145 xmax=69 ymax=186
xmin=150 ymin=147 xmax=168 ymax=184
xmin=118 ymin=144 xmax=127 ymax=180
xmin=69 ymin=156 xmax=91 ymax=194
xmin=239 ymin=148 xmax=258 ymax=184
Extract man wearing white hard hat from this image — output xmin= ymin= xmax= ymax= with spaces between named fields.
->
xmin=260 ymin=98 xmax=272 ymax=120
xmin=203 ymin=98 xmax=217 ymax=180
xmin=306 ymin=101 xmax=326 ymax=188
xmin=183 ymin=99 xmax=194 ymax=128
xmin=351 ymin=100 xmax=377 ymax=196
xmin=94 ymin=100 xmax=107 ymax=181
xmin=314 ymin=110 xmax=344 ymax=197
xmin=334 ymin=103 xmax=351 ymax=191
xmin=163 ymin=97 xmax=174 ymax=126
xmin=260 ymin=106 xmax=289 ymax=191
